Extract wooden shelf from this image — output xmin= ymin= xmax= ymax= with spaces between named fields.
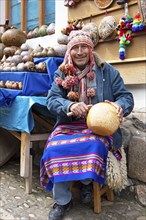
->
xmin=107 ymin=57 xmax=146 ymax=64
xmin=98 ymin=31 xmax=146 ymax=44
xmin=111 ymin=60 xmax=146 ymax=85
xmin=68 ymin=0 xmax=137 ymax=22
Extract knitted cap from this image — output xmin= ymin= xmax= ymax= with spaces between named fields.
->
xmin=63 ymin=30 xmax=95 ymax=67
xmin=67 ymin=30 xmax=94 ymax=51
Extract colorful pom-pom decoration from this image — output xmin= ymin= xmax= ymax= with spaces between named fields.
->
xmin=132 ymin=13 xmax=144 ymax=32
xmin=116 ymin=15 xmax=133 ymax=60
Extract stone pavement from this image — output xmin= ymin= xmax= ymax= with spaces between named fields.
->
xmin=0 ymin=157 xmax=146 ymax=220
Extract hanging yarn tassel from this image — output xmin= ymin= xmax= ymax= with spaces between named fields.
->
xmin=132 ymin=12 xmax=144 ymax=32
xmin=116 ymin=15 xmax=133 ymax=60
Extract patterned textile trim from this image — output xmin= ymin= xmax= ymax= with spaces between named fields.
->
xmin=46 ymin=134 xmax=110 ymax=149
xmin=40 ymin=150 xmax=106 ymax=191
xmin=45 ymin=156 xmax=105 ymax=178
xmin=113 ymin=148 xmax=122 ymax=161
xmin=48 ymin=123 xmax=89 ymax=140
xmin=46 ymin=123 xmax=111 ymax=149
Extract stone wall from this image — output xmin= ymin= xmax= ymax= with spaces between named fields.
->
xmin=120 ymin=108 xmax=146 ymax=207
xmin=121 ymin=108 xmax=146 ymax=182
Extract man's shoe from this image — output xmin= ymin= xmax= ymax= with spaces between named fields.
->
xmin=48 ymin=200 xmax=73 ymax=220
xmin=80 ymin=183 xmax=93 ymax=204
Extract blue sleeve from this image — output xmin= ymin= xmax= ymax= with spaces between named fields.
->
xmin=110 ymin=66 xmax=134 ymax=116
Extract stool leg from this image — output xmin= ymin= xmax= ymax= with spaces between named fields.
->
xmin=20 ymin=132 xmax=32 ymax=193
xmin=107 ymin=187 xmax=114 ymax=202
xmin=20 ymin=132 xmax=31 ymax=177
xmin=93 ymin=182 xmax=101 ymax=214
xmin=25 ymin=155 xmax=32 ymax=194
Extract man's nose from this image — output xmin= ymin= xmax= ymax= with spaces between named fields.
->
xmin=77 ymin=46 xmax=83 ymax=54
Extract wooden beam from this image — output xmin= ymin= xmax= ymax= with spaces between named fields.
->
xmin=39 ymin=0 xmax=45 ymax=27
xmin=100 ymin=186 xmax=108 ymax=196
xmin=30 ymin=133 xmax=49 ymax=141
xmin=21 ymin=0 xmax=26 ymax=31
xmin=9 ymin=131 xmax=21 ymax=141
xmin=33 ymin=112 xmax=55 ymax=131
xmin=5 ymin=0 xmax=10 ymax=22
xmin=98 ymin=31 xmax=146 ymax=44
xmin=107 ymin=57 xmax=146 ymax=64
xmin=68 ymin=1 xmax=137 ymax=22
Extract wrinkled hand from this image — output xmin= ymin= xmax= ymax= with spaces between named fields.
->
xmin=69 ymin=102 xmax=93 ymax=118
xmin=105 ymin=100 xmax=123 ymax=123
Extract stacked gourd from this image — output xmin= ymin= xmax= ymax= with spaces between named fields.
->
xmin=27 ymin=23 xmax=55 ymax=39
xmin=0 ymin=28 xmax=53 ymax=73
xmin=0 ymin=42 xmax=48 ymax=73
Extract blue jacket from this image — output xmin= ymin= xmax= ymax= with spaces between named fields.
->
xmin=46 ymin=52 xmax=134 ymax=149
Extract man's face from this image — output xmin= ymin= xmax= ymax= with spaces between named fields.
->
xmin=70 ymin=43 xmax=90 ymax=70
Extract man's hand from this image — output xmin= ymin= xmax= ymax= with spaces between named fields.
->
xmin=69 ymin=102 xmax=92 ymax=117
xmin=105 ymin=100 xmax=123 ymax=123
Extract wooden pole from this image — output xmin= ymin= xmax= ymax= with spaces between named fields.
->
xmin=21 ymin=0 xmax=26 ymax=31
xmin=5 ymin=0 xmax=10 ymax=22
xmin=39 ymin=0 xmax=45 ymax=27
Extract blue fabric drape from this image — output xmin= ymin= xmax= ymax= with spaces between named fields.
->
xmin=0 ymin=96 xmax=47 ymax=132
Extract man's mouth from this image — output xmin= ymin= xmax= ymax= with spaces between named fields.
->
xmin=76 ymin=57 xmax=85 ymax=60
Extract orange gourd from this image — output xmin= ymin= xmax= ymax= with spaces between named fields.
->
xmin=87 ymin=102 xmax=120 ymax=136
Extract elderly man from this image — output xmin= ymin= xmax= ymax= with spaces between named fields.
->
xmin=40 ymin=30 xmax=134 ymax=220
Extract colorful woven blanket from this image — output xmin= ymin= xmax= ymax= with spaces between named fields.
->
xmin=40 ymin=123 xmax=114 ymax=191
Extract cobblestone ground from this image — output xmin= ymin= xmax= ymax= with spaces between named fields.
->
xmin=0 ymin=158 xmax=146 ymax=220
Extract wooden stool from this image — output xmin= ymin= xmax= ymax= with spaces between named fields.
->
xmin=72 ymin=181 xmax=114 ymax=214
xmin=93 ymin=182 xmax=114 ymax=213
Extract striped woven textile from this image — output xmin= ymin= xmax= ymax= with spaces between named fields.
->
xmin=40 ymin=123 xmax=114 ymax=191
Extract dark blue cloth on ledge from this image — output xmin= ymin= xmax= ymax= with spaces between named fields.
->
xmin=0 ymin=57 xmax=63 ymax=107
xmin=34 ymin=56 xmax=63 ymax=84
xmin=45 ymin=57 xmax=63 ymax=83
xmin=0 ymin=71 xmax=50 ymax=106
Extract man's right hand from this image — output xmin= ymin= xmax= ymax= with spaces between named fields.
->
xmin=69 ymin=102 xmax=92 ymax=118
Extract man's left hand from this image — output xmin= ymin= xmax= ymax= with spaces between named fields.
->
xmin=104 ymin=100 xmax=123 ymax=123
